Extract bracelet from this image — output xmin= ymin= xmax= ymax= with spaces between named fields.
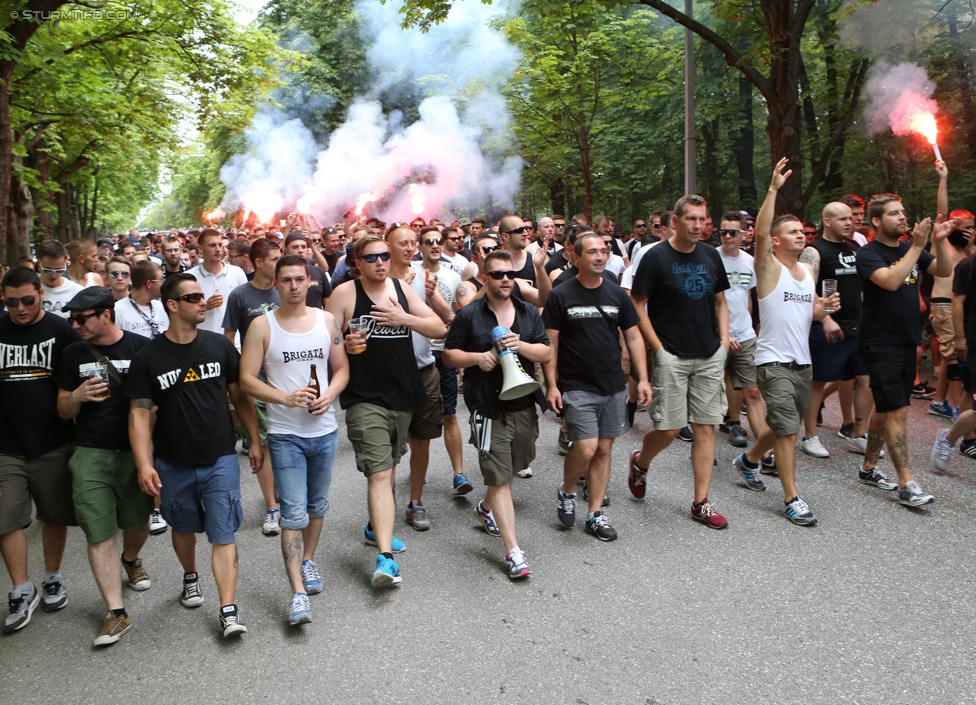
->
xmin=71 ymin=390 xmax=82 ymax=404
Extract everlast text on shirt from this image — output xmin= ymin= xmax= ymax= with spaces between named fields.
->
xmin=0 ymin=338 xmax=56 ymax=374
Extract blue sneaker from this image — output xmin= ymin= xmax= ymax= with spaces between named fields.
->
xmin=928 ymin=400 xmax=954 ymax=420
xmin=733 ymin=454 xmax=766 ymax=492
xmin=371 ymin=555 xmax=402 ymax=588
xmin=453 ymin=473 xmax=474 ymax=496
xmin=301 ymin=559 xmax=323 ymax=595
xmin=288 ymin=592 xmax=311 ymax=626
xmin=784 ymin=496 xmax=818 ymax=526
xmin=364 ymin=523 xmax=406 ymax=553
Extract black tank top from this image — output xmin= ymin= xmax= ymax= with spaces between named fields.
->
xmin=338 ymin=278 xmax=426 ymax=411
xmin=809 ymin=237 xmax=861 ymax=322
xmin=511 ymin=252 xmax=535 ymax=286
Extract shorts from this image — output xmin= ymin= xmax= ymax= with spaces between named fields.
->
xmin=563 ymin=389 xmax=629 ymax=441
xmin=345 ymin=402 xmax=412 ymax=476
xmin=757 ymin=363 xmax=812 ymax=437
xmin=726 ymin=337 xmax=758 ymax=389
xmin=69 ymin=447 xmax=153 ymax=545
xmin=931 ymin=304 xmax=956 ymax=366
xmin=809 ymin=325 xmax=869 ymax=382
xmin=861 ymin=343 xmax=915 ymax=413
xmin=649 ymin=346 xmax=728 ymax=430
xmin=408 ymin=364 xmax=444 ymax=440
xmin=478 ymin=407 xmax=538 ymax=487
xmin=268 ymin=430 xmax=337 ymax=530
xmin=156 ymin=455 xmax=242 ymax=544
xmin=0 ymin=444 xmax=76 ymax=536
xmin=255 ymin=398 xmax=269 ymax=446
xmin=434 ymin=351 xmax=459 ymax=416
xmin=629 ymin=344 xmax=654 ymax=383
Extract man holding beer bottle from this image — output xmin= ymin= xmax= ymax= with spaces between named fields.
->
xmin=239 ymin=254 xmax=349 ymax=626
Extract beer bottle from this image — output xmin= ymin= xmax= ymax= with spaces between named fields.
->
xmin=308 ymin=364 xmax=320 ymax=414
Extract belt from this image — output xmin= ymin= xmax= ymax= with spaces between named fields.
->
xmin=757 ymin=361 xmax=811 ymax=370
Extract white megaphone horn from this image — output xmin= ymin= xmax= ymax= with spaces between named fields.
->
xmin=492 ymin=325 xmax=540 ymax=401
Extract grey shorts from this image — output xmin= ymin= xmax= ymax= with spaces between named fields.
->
xmin=757 ymin=363 xmax=811 ymax=437
xmin=726 ymin=337 xmax=758 ymax=389
xmin=0 ymin=444 xmax=77 ymax=535
xmin=479 ymin=407 xmax=538 ymax=487
xmin=563 ymin=389 xmax=629 ymax=441
xmin=650 ymin=346 xmax=727 ymax=430
xmin=345 ymin=402 xmax=412 ymax=476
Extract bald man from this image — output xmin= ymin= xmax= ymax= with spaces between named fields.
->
xmin=798 ymin=202 xmax=874 ymax=458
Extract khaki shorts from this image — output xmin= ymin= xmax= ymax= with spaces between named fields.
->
xmin=649 ymin=346 xmax=727 ymax=430
xmin=70 ymin=446 xmax=153 ymax=544
xmin=757 ymin=363 xmax=811 ymax=437
xmin=345 ymin=403 xmax=413 ymax=476
xmin=0 ymin=444 xmax=77 ymax=535
xmin=931 ymin=303 xmax=956 ymax=366
xmin=479 ymin=407 xmax=538 ymax=487
xmin=726 ymin=336 xmax=758 ymax=389
xmin=408 ymin=364 xmax=444 ymax=441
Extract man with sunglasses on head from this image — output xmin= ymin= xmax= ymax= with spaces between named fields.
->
xmin=56 ymin=287 xmax=153 ymax=646
xmin=0 ymin=267 xmax=80 ymax=633
xmin=126 ymin=273 xmax=263 ymax=638
xmin=326 ymin=234 xmax=446 ymax=588
xmin=37 ymin=241 xmax=84 ymax=319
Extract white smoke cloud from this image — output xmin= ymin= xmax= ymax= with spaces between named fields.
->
xmin=863 ymin=62 xmax=939 ymax=138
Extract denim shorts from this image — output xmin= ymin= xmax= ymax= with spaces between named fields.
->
xmin=156 ymin=454 xmax=242 ymax=544
xmin=268 ymin=430 xmax=338 ymax=530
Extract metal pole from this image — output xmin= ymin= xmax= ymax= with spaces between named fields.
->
xmin=684 ymin=0 xmax=696 ymax=195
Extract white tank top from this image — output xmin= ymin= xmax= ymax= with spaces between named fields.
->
xmin=263 ymin=309 xmax=338 ymax=437
xmin=755 ymin=261 xmax=814 ymax=366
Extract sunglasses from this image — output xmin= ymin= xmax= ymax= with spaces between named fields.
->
xmin=720 ymin=229 xmax=742 ymax=237
xmin=69 ymin=310 xmax=104 ymax=325
xmin=503 ymin=226 xmax=526 ymax=235
xmin=447 ymin=236 xmax=463 ymax=241
xmin=651 ymin=223 xmax=663 ymax=229
xmin=635 ymin=223 xmax=647 ymax=228
xmin=361 ymin=251 xmax=391 ymax=264
xmin=480 ymin=245 xmax=499 ymax=255
xmin=172 ymin=293 xmax=205 ymax=304
xmin=4 ymin=295 xmax=37 ymax=308
xmin=423 ymin=238 xmax=444 ymax=247
xmin=108 ymin=270 xmax=130 ymax=279
xmin=41 ymin=267 xmax=67 ymax=276
xmin=486 ymin=270 xmax=516 ymax=280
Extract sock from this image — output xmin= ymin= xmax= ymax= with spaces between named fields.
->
xmin=381 ymin=552 xmax=393 ymax=560
xmin=111 ymin=607 xmax=127 ymax=618
xmin=15 ymin=581 xmax=32 ymax=595
xmin=785 ymin=496 xmax=799 ymax=505
xmin=559 ymin=490 xmax=577 ymax=500
xmin=478 ymin=501 xmax=491 ymax=515
xmin=183 ymin=572 xmax=198 ymax=582
xmin=509 ymin=545 xmax=521 ymax=555
xmin=740 ymin=455 xmax=759 ymax=470
xmin=693 ymin=499 xmax=706 ymax=508
xmin=587 ymin=512 xmax=596 ymax=520
xmin=43 ymin=571 xmax=61 ymax=584
xmin=122 ymin=556 xmax=136 ymax=566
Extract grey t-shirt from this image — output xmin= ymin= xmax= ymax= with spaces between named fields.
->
xmin=221 ymin=283 xmax=279 ymax=344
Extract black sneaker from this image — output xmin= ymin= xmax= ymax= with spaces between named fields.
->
xmin=585 ymin=511 xmax=618 ymax=541
xmin=911 ymin=382 xmax=936 ymax=399
xmin=677 ymin=426 xmax=694 ymax=442
xmin=219 ymin=604 xmax=247 ymax=638
xmin=580 ymin=481 xmax=610 ymax=507
xmin=960 ymin=439 xmax=976 ymax=459
xmin=557 ymin=429 xmax=573 ymax=456
xmin=760 ymin=453 xmax=778 ymax=476
xmin=556 ymin=490 xmax=576 ymax=528
xmin=728 ymin=423 xmax=748 ymax=448
xmin=718 ymin=415 xmax=731 ymax=434
xmin=837 ymin=423 xmax=854 ymax=440
xmin=626 ymin=400 xmax=637 ymax=429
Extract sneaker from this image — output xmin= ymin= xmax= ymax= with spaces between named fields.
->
xmin=691 ymin=499 xmax=728 ymax=529
xmin=506 ymin=548 xmax=531 ymax=580
xmin=219 ymin=604 xmax=247 ymax=637
xmin=728 ymin=423 xmax=748 ymax=448
xmin=3 ymin=585 xmax=39 ymax=633
xmin=405 ymin=501 xmax=431 ymax=531
xmin=288 ymin=592 xmax=311 ymax=626
xmin=585 ymin=511 xmax=618 ymax=541
xmin=262 ymin=507 xmax=281 ymax=536
xmin=557 ymin=490 xmax=577 ymax=528
xmin=301 ymin=559 xmax=323 ymax=595
xmin=929 ymin=400 xmax=954 ymax=420
xmin=371 ymin=555 xmax=402 ymax=588
xmin=784 ymin=496 xmax=818 ymax=526
xmin=800 ymin=435 xmax=830 ymax=458
xmin=180 ymin=572 xmax=204 ymax=608
xmin=580 ymin=481 xmax=610 ymax=507
xmin=677 ymin=426 xmax=694 ymax=442
xmin=364 ymin=523 xmax=406 ymax=553
xmin=628 ymin=450 xmax=648 ymax=499
xmin=41 ymin=576 xmax=67 ymax=612
xmin=718 ymin=415 xmax=731 ymax=434
xmin=733 ymin=454 xmax=766 ymax=491
xmin=899 ymin=480 xmax=935 ymax=507
xmin=122 ymin=557 xmax=151 ymax=591
xmin=760 ymin=453 xmax=778 ymax=476
xmin=626 ymin=400 xmax=637 ymax=428
xmin=93 ymin=612 xmax=131 ymax=646
xmin=959 ymin=438 xmax=976 ymax=459
xmin=932 ymin=429 xmax=955 ymax=473
xmin=149 ymin=509 xmax=168 ymax=535
xmin=837 ymin=423 xmax=855 ymax=440
xmin=557 ymin=429 xmax=573 ymax=455
xmin=843 ymin=434 xmax=886 ymax=458
xmin=452 ymin=473 xmax=474 ymax=496
xmin=858 ymin=467 xmax=898 ymax=491
xmin=515 ymin=467 xmax=533 ymax=478
xmin=474 ymin=501 xmax=501 ymax=536
xmin=912 ymin=382 xmax=936 ymax=399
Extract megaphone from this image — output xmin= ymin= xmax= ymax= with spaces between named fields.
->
xmin=492 ymin=326 xmax=541 ymax=401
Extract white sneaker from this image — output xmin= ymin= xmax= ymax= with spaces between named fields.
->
xmin=262 ymin=507 xmax=281 ymax=536
xmin=845 ymin=435 xmax=886 ymax=458
xmin=149 ymin=509 xmax=168 ymax=535
xmin=515 ymin=467 xmax=533 ymax=478
xmin=800 ymin=436 xmax=830 ymax=458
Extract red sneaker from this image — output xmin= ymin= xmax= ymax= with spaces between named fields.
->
xmin=628 ymin=450 xmax=647 ymax=499
xmin=691 ymin=499 xmax=728 ymax=529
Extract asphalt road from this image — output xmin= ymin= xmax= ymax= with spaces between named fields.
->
xmin=2 ymin=391 xmax=975 ymax=704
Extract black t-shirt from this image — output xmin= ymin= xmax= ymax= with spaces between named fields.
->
xmin=631 ymin=240 xmax=730 ymax=358
xmin=542 ymin=277 xmax=639 ymax=395
xmin=809 ymin=236 xmax=861 ymax=323
xmin=0 ymin=312 xmax=79 ymax=457
xmin=57 ymin=331 xmax=149 ymax=451
xmin=125 ymin=331 xmax=240 ymax=466
xmin=306 ymin=264 xmax=333 ymax=309
xmin=545 ymin=250 xmax=572 ymax=275
xmin=856 ymin=240 xmax=935 ymax=346
xmin=952 ymin=253 xmax=976 ymax=347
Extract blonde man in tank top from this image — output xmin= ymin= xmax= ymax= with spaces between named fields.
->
xmin=239 ymin=254 xmax=349 ymax=627
xmin=732 ymin=158 xmax=840 ymax=526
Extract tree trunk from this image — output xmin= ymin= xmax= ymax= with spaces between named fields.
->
xmin=733 ymin=75 xmax=758 ymax=214
xmin=701 ymin=117 xmax=722 ymax=221
xmin=55 ymin=184 xmax=79 ymax=243
xmin=549 ymin=178 xmax=565 ymax=218
xmin=0 ymin=80 xmax=12 ymax=266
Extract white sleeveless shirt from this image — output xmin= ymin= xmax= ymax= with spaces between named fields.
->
xmin=263 ymin=309 xmax=337 ymax=437
xmin=755 ymin=261 xmax=814 ymax=366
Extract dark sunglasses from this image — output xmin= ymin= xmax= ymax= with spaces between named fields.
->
xmin=69 ymin=310 xmax=105 ymax=325
xmin=4 ymin=295 xmax=37 ymax=308
xmin=486 ymin=270 xmax=516 ymax=280
xmin=172 ymin=293 xmax=205 ymax=304
xmin=635 ymin=223 xmax=647 ymax=228
xmin=447 ymin=236 xmax=463 ymax=241
xmin=423 ymin=238 xmax=444 ymax=247
xmin=651 ymin=223 xmax=663 ymax=229
xmin=480 ymin=245 xmax=499 ymax=255
xmin=720 ymin=229 xmax=742 ymax=237
xmin=503 ymin=226 xmax=526 ymax=235
xmin=361 ymin=251 xmax=391 ymax=264
xmin=553 ymin=223 xmax=565 ymax=228
xmin=108 ymin=271 xmax=130 ymax=279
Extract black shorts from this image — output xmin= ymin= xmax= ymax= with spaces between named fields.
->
xmin=809 ymin=325 xmax=868 ymax=382
xmin=860 ymin=343 xmax=915 ymax=413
